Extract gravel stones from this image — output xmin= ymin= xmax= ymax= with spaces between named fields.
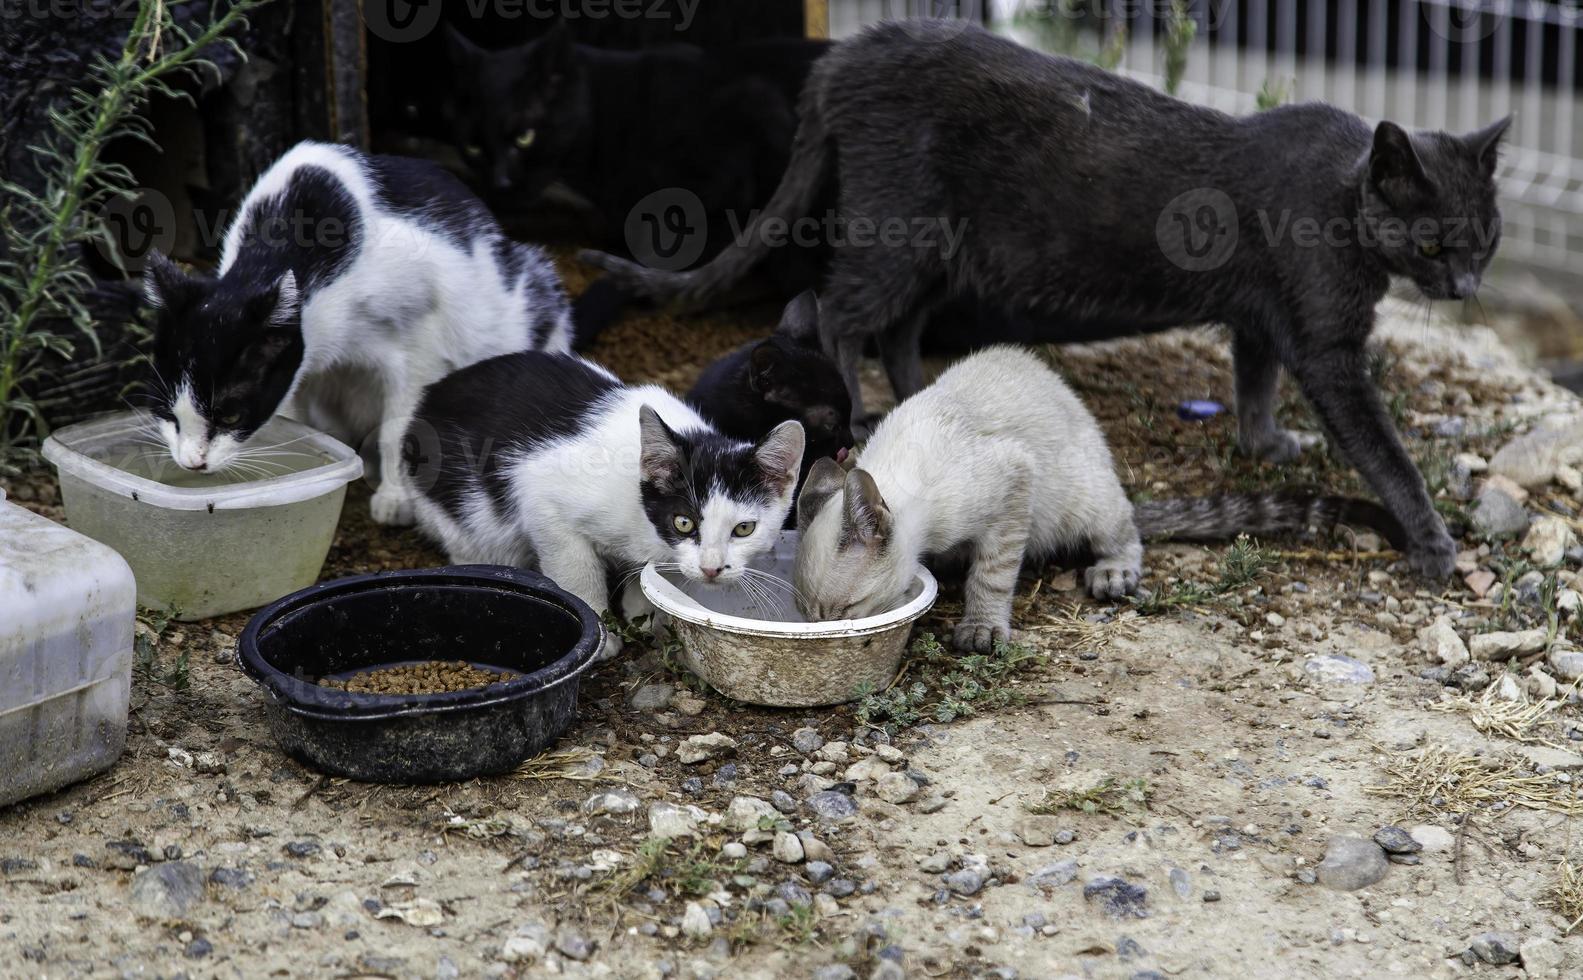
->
xmin=772 ymin=832 xmax=805 ymax=864
xmin=874 ymin=772 xmax=919 ymax=804
xmin=945 ymin=869 xmax=984 ymax=896
xmin=681 ymin=901 xmax=713 ymax=939
xmin=792 ymin=728 xmax=825 ymax=754
xmin=806 ymin=791 xmax=859 ymax=822
xmin=1302 ymin=655 xmax=1375 ymax=687
xmin=628 ymin=684 xmax=674 ymax=711
xmin=130 ymin=862 xmax=205 ymax=919
xmin=1473 ymin=477 xmax=1531 ymax=536
xmin=1082 ymin=876 xmax=1148 ymax=918
xmin=1468 ymin=932 xmax=1521 ymax=966
xmin=1315 ymin=836 xmax=1389 ymax=891
xmin=583 ymin=789 xmax=640 ymax=816
xmin=1524 ymin=517 xmax=1576 ymax=567
xmin=649 ymin=803 xmax=709 ymax=838
xmin=1373 ymin=826 xmax=1421 ymax=855
xmin=725 ymin=795 xmax=777 ymax=833
xmin=1470 ymin=628 xmax=1549 ymax=661
xmin=1417 ymin=616 xmax=1470 ymax=668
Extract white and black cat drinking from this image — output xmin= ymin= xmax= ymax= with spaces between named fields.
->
xmin=402 ymin=351 xmax=805 ymax=651
xmin=583 ymin=21 xmax=1510 ymax=579
xmin=143 ymin=141 xmax=573 ymax=524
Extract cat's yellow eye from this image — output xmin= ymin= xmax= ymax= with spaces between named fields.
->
xmin=516 ymin=129 xmax=536 ymax=150
xmin=218 ymin=412 xmax=242 ymax=427
xmin=1418 ymin=241 xmax=1442 ymax=257
xmin=464 ymin=145 xmax=482 ymax=159
xmin=673 ymin=515 xmax=695 ymax=535
xmin=732 ymin=520 xmax=757 ymax=538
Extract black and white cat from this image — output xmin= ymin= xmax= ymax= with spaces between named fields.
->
xmin=402 ymin=352 xmax=805 ymax=647
xmin=583 ymin=21 xmax=1510 ymax=578
xmin=686 ymin=291 xmax=852 ymax=488
xmin=143 ymin=141 xmax=573 ymax=524
xmin=794 ymin=347 xmax=1402 ymax=653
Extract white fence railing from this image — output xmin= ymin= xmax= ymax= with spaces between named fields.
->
xmin=830 ymin=0 xmax=1583 ymax=289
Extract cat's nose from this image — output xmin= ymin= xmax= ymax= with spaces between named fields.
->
xmin=1451 ymin=272 xmax=1480 ymax=299
xmin=700 ymin=566 xmax=722 ymax=581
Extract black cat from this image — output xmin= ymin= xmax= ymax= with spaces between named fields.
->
xmin=687 ymin=291 xmax=852 ymax=487
xmin=583 ymin=22 xmax=1511 ymax=579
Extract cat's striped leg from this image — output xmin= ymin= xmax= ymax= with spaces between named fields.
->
xmin=954 ymin=466 xmax=1033 ymax=654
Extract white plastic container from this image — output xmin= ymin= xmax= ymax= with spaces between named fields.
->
xmin=1 ymin=490 xmax=136 ymax=808
xmin=43 ymin=412 xmax=363 ymax=620
xmin=641 ymin=530 xmax=937 ymax=707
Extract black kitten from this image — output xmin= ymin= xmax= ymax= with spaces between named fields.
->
xmin=687 ymin=290 xmax=853 ymax=484
xmin=583 ymin=22 xmax=1511 ymax=579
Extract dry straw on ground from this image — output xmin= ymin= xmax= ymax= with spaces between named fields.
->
xmin=1367 ymin=745 xmax=1583 ymax=819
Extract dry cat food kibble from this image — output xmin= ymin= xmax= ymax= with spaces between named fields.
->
xmin=319 ymin=661 xmax=520 ymax=695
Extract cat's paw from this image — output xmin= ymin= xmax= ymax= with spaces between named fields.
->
xmin=369 ymin=486 xmax=416 ymax=526
xmin=598 ymin=630 xmax=624 ymax=661
xmin=1085 ymin=561 xmax=1141 ymax=600
xmin=1407 ymin=528 xmax=1457 ymax=579
xmin=952 ymin=619 xmax=1009 ymax=654
xmin=1239 ymin=429 xmax=1304 ymax=465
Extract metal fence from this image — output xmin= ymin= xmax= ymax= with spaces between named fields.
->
xmin=829 ymin=0 xmax=1583 ymax=293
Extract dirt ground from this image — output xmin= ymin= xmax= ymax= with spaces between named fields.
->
xmin=5 ymin=265 xmax=1583 ymax=980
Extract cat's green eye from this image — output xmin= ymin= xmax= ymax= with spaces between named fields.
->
xmin=673 ymin=515 xmax=695 ymax=535
xmin=516 ymin=129 xmax=536 ymax=150
xmin=732 ymin=520 xmax=757 ymax=538
xmin=464 ymin=145 xmax=482 ymax=159
xmin=1418 ymin=241 xmax=1443 ymax=258
xmin=218 ymin=412 xmax=242 ymax=427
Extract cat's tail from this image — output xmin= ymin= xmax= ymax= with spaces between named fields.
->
xmin=1133 ymin=491 xmax=1408 ymax=550
xmin=576 ymin=81 xmax=833 ymax=309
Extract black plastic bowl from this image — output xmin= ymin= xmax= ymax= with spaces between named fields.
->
xmin=238 ymin=565 xmax=603 ymax=783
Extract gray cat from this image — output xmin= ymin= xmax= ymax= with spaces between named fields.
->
xmin=582 ymin=21 xmax=1510 ymax=579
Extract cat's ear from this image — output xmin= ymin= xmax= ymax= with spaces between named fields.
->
xmin=538 ymin=20 xmax=576 ymax=82
xmin=250 ymin=271 xmax=301 ymax=330
xmin=444 ymin=23 xmax=484 ymax=66
xmin=1368 ymin=121 xmax=1431 ymax=203
xmin=754 ymin=419 xmax=805 ymax=492
xmin=638 ymin=405 xmax=684 ymax=487
xmin=797 ymin=456 xmax=846 ymax=530
xmin=1465 ymin=115 xmax=1512 ymax=177
xmin=841 ymin=468 xmax=892 ymax=546
xmin=143 ymin=250 xmax=192 ymax=312
xmin=774 ymin=290 xmax=821 ymax=347
xmin=748 ymin=342 xmax=780 ymax=393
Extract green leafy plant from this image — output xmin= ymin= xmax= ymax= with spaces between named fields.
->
xmin=1256 ymin=76 xmax=1294 ymax=110
xmin=1163 ymin=0 xmax=1197 ymax=95
xmin=855 ymin=632 xmax=1047 ymax=732
xmin=0 ymin=0 xmax=268 ymax=467
xmin=1134 ymin=534 xmax=1277 ymax=614
xmin=1027 ymin=776 xmax=1153 ymax=816
xmin=133 ymin=605 xmax=188 ymax=690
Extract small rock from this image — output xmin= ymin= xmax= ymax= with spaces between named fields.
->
xmin=918 ymin=852 xmax=951 ymax=874
xmin=555 ymin=929 xmax=593 ymax=961
xmin=725 ymin=795 xmax=779 ymax=833
xmin=1548 ymin=647 xmax=1583 ymax=683
xmin=498 ymin=935 xmax=545 ymax=964
xmin=678 ymin=732 xmax=737 ymax=765
xmin=777 ymin=881 xmax=812 ymax=907
xmin=773 ymin=832 xmax=805 ymax=864
xmin=1468 ymin=931 xmax=1521 ymax=966
xmin=649 ymin=803 xmax=708 ymax=838
xmin=874 ymin=772 xmax=919 ymax=804
xmin=629 ymin=684 xmax=674 ymax=712
xmin=1373 ymin=827 xmax=1421 ymax=855
xmin=1386 ymin=853 xmax=1421 ymax=866
xmin=815 ymin=742 xmax=849 ymax=763
xmin=1303 ymin=655 xmax=1375 ymax=686
xmin=825 ymin=878 xmax=857 ymax=897
xmin=1012 ymin=816 xmax=1060 ymax=848
xmin=283 ymin=841 xmax=320 ymax=859
xmin=1028 ymin=860 xmax=1078 ymax=891
xmin=770 ymin=790 xmax=798 ymax=814
xmin=844 ymin=757 xmax=892 ymax=782
xmin=1469 ymin=628 xmax=1549 ymax=661
xmin=672 ymin=693 xmax=706 ymax=716
xmin=583 ymin=789 xmax=641 ymax=816
xmin=681 ymin=902 xmax=713 ymax=939
xmin=711 ymin=763 xmax=739 ymax=786
xmin=1489 ymin=417 xmax=1583 ymax=489
xmin=1472 ymin=480 xmax=1531 ymax=537
xmin=721 ymin=842 xmax=747 ymax=860
xmin=130 ymin=862 xmax=205 ymax=920
xmin=1418 ymin=616 xmax=1470 ymax=668
xmin=1082 ymin=876 xmax=1148 ymax=918
xmin=1524 ymin=517 xmax=1576 ymax=567
xmin=805 ymin=861 xmax=834 ymax=885
xmin=813 ymin=967 xmax=856 ymax=980
xmin=792 ymin=728 xmax=825 ymax=754
xmin=1315 ymin=836 xmax=1389 ymax=891
xmin=918 ymin=796 xmax=948 ymax=814
xmin=1451 ymin=663 xmax=1492 ymax=692
xmin=945 ymin=869 xmax=984 ymax=896
xmin=1520 ymin=937 xmax=1565 ymax=977
xmin=1464 ymin=568 xmax=1498 ymax=597
xmin=806 ymin=791 xmax=859 ymax=822
xmin=797 ymin=833 xmax=834 ymax=864
xmin=184 ymin=938 xmax=213 ymax=959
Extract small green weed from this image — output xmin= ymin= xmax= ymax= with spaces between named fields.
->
xmin=855 ymin=633 xmax=1047 ymax=733
xmin=598 ymin=837 xmax=744 ymax=900
xmin=133 ymin=606 xmax=188 ymax=691
xmin=1134 ymin=535 xmax=1277 ymax=614
xmin=1027 ymin=776 xmax=1153 ymax=816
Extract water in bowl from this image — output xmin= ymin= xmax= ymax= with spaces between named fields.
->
xmin=95 ymin=420 xmax=334 ymax=488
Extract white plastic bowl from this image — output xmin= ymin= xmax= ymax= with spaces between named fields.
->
xmin=43 ymin=412 xmax=362 ymax=620
xmin=641 ymin=530 xmax=937 ymax=707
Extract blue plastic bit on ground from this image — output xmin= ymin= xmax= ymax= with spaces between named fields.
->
xmin=1176 ymin=399 xmax=1225 ymax=421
